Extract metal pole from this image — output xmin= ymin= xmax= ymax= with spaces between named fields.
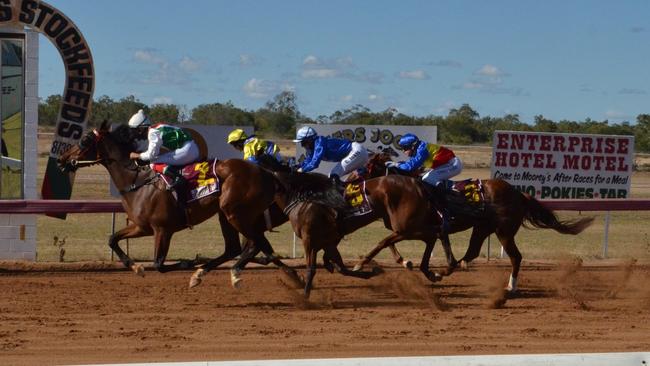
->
xmin=125 ymin=217 xmax=130 ymax=256
xmin=603 ymin=211 xmax=611 ymax=258
xmin=486 ymin=234 xmax=491 ymax=261
xmin=292 ymin=232 xmax=297 ymax=258
xmin=110 ymin=212 xmax=116 ymax=261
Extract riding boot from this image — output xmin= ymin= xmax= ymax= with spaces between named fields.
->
xmin=433 ymin=184 xmax=452 ymax=235
xmin=164 ymin=166 xmax=192 ymax=229
xmin=330 ymin=174 xmax=346 ymax=195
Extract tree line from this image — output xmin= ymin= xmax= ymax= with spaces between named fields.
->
xmin=38 ymin=91 xmax=650 ymax=152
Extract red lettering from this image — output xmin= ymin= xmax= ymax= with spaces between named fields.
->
xmin=618 ymin=157 xmax=629 ymax=171
xmin=520 ymin=153 xmax=532 ymax=167
xmin=606 ymin=156 xmax=616 ymax=171
xmin=508 ymin=153 xmax=519 ymax=167
xmin=568 ymin=137 xmax=580 ymax=152
xmin=496 ymin=133 xmax=509 ymax=149
xmin=526 ymin=134 xmax=539 ymax=150
xmin=546 ymin=154 xmax=557 ymax=169
xmin=494 ymin=151 xmax=507 ymax=167
xmin=581 ymin=137 xmax=593 ymax=153
xmin=618 ymin=138 xmax=629 ymax=154
xmin=580 ymin=156 xmax=591 ymax=170
xmin=540 ymin=135 xmax=551 ymax=151
xmin=592 ymin=155 xmax=604 ymax=170
xmin=563 ymin=155 xmax=579 ymax=169
xmin=604 ymin=138 xmax=615 ymax=153
xmin=553 ymin=135 xmax=566 ymax=152
xmin=511 ymin=134 xmax=524 ymax=150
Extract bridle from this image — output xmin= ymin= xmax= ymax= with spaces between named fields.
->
xmin=67 ymin=129 xmax=104 ymax=170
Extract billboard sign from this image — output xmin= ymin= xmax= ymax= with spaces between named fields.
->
xmin=491 ymin=131 xmax=634 ymax=199
xmin=295 ymin=124 xmax=437 ymax=175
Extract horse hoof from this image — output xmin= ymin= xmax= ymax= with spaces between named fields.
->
xmin=230 ymin=269 xmax=243 ymax=289
xmin=403 ymin=260 xmax=413 ymax=270
xmin=231 ymin=277 xmax=243 ymax=289
xmin=132 ymin=264 xmax=145 ymax=277
xmin=460 ymin=260 xmax=469 ymax=270
xmin=189 ymin=269 xmax=205 ymax=289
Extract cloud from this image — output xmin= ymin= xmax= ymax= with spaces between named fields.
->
xmin=179 ymin=56 xmax=201 ymax=72
xmin=605 ymin=110 xmax=632 ymax=120
xmin=630 ymin=26 xmax=646 ymax=33
xmin=341 ymin=95 xmax=353 ymax=102
xmin=301 ymin=54 xmax=383 ymax=83
xmin=152 ymin=96 xmax=173 ymax=104
xmin=427 ymin=59 xmax=462 ymax=68
xmin=243 ymin=78 xmax=294 ymax=99
xmin=475 ymin=64 xmax=508 ymax=77
xmin=434 ymin=101 xmax=457 ymax=114
xmin=131 ymin=49 xmax=203 ymax=87
xmin=238 ymin=54 xmax=264 ymax=67
xmin=619 ymin=88 xmax=647 ymax=95
xmin=398 ymin=69 xmax=430 ymax=80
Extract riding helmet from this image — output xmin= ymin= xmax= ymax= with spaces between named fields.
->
xmin=227 ymin=129 xmax=248 ymax=144
xmin=293 ymin=126 xmax=317 ymax=142
xmin=128 ymin=109 xmax=152 ymax=128
xmin=398 ymin=133 xmax=420 ymax=150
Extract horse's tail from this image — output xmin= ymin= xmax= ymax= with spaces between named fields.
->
xmin=522 ymin=195 xmax=594 ymax=235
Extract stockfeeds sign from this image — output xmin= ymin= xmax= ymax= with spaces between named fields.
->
xmin=491 ymin=131 xmax=634 ymax=199
xmin=295 ymin=124 xmax=437 ymax=176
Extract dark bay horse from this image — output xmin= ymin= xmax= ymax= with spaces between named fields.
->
xmin=57 ymin=121 xmax=300 ymax=288
xmin=268 ymin=171 xmax=455 ymax=298
xmin=352 ymin=152 xmax=594 ymax=292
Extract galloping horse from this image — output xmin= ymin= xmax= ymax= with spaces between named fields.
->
xmin=352 ymin=152 xmax=594 ymax=291
xmin=265 ymin=170 xmax=458 ymax=298
xmin=57 ymin=121 xmax=301 ymax=287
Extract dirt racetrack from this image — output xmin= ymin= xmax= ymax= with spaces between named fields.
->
xmin=1 ymin=259 xmax=649 ymax=365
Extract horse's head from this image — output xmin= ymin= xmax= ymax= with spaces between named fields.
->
xmin=57 ymin=121 xmax=136 ymax=172
xmin=364 ymin=151 xmax=393 ymax=178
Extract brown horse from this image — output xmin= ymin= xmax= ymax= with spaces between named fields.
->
xmin=352 ymin=152 xmax=594 ymax=292
xmin=268 ymin=170 xmax=457 ymax=298
xmin=57 ymin=121 xmax=301 ymax=288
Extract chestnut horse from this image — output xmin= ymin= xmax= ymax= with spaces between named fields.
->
xmin=352 ymin=152 xmax=594 ymax=292
xmin=267 ymin=170 xmax=452 ymax=298
xmin=57 ymin=121 xmax=301 ymax=288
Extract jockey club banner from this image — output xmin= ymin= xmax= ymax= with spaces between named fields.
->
xmin=295 ymin=124 xmax=437 ymax=176
xmin=0 ymin=0 xmax=95 ymax=215
xmin=491 ymin=131 xmax=634 ymax=199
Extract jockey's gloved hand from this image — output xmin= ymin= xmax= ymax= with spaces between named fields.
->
xmin=385 ymin=161 xmax=399 ymax=169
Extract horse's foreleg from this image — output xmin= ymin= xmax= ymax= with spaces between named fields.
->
xmin=108 ymin=223 xmax=150 ymax=276
xmin=246 ymin=233 xmax=304 ymax=289
xmin=388 ymin=245 xmax=413 ymax=270
xmin=229 ymin=239 xmax=261 ymax=289
xmin=304 ymin=248 xmax=318 ymax=299
xmin=353 ymin=232 xmax=407 ymax=272
xmin=420 ymin=238 xmax=442 ymax=283
xmin=436 ymin=234 xmax=458 ymax=277
xmin=152 ymin=229 xmax=193 ymax=273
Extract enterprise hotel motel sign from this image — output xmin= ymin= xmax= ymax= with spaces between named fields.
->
xmin=491 ymin=131 xmax=634 ymax=199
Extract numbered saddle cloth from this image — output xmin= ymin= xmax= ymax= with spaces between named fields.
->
xmin=449 ymin=178 xmax=485 ymax=204
xmin=343 ymin=180 xmax=372 ymax=217
xmin=153 ymin=160 xmax=221 ymax=202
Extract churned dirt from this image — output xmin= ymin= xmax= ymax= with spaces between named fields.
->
xmin=1 ymin=259 xmax=649 ymax=365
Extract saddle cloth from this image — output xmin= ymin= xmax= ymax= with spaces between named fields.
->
xmin=152 ymin=160 xmax=221 ymax=202
xmin=343 ymin=180 xmax=372 ymax=217
xmin=447 ymin=178 xmax=484 ymax=204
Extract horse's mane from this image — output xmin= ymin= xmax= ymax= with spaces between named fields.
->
xmin=110 ymin=124 xmax=136 ymax=148
xmin=274 ymin=171 xmax=348 ymax=213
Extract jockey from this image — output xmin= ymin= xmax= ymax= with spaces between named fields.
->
xmin=128 ymin=109 xmax=200 ymax=189
xmin=389 ymin=133 xmax=463 ymax=233
xmin=293 ymin=126 xmax=369 ymax=184
xmin=227 ymin=128 xmax=283 ymax=164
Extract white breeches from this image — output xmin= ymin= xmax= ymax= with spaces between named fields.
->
xmin=422 ymin=157 xmax=463 ymax=186
xmin=329 ymin=142 xmax=369 ymax=178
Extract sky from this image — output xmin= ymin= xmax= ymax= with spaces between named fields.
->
xmin=37 ymin=0 xmax=650 ymax=123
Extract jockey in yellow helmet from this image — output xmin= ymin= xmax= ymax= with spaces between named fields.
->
xmin=227 ymin=129 xmax=283 ymax=164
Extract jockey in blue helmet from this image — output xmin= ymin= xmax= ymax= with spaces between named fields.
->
xmin=294 ymin=126 xmax=369 ymax=182
xmin=387 ymin=133 xmax=463 ymax=234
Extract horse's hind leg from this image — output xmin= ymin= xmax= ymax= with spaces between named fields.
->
xmin=109 ymin=223 xmax=150 ymax=276
xmin=497 ymin=234 xmax=522 ymax=292
xmin=152 ymin=229 xmax=196 ymax=273
xmin=436 ymin=234 xmax=458 ymax=276
xmin=304 ymin=246 xmax=318 ymax=299
xmin=189 ymin=212 xmax=243 ymax=288
xmin=327 ymin=247 xmax=382 ymax=279
xmin=353 ymin=232 xmax=408 ymax=272
xmin=419 ymin=237 xmax=443 ymax=283
xmin=459 ymin=226 xmax=492 ymax=269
